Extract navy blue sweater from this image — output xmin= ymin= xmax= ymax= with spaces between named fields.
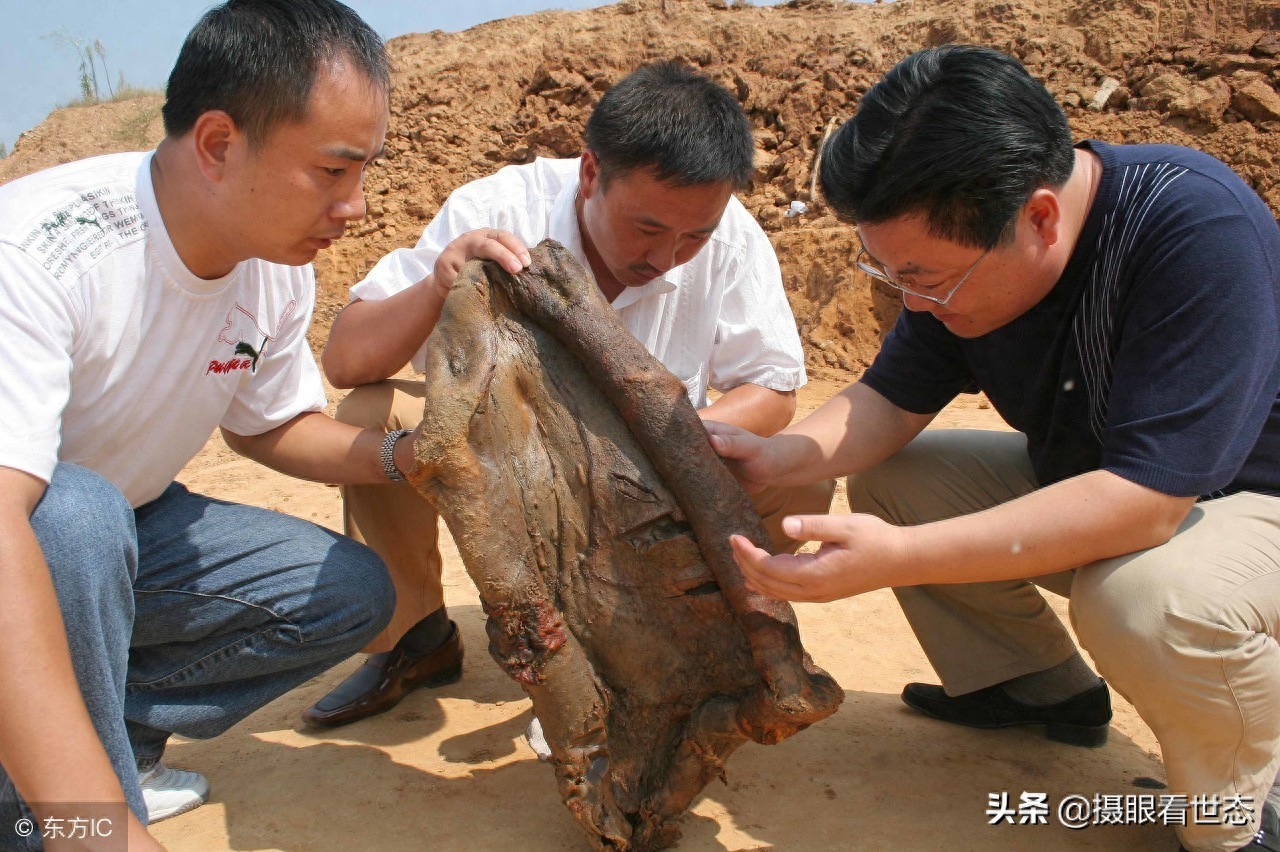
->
xmin=862 ymin=141 xmax=1280 ymax=498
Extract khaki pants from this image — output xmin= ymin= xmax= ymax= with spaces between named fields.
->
xmin=337 ymin=379 xmax=835 ymax=650
xmin=849 ymin=429 xmax=1280 ymax=852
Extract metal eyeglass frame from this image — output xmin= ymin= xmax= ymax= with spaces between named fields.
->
xmin=855 ymin=238 xmax=993 ymax=306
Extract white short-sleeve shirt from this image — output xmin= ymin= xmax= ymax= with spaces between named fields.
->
xmin=0 ymin=152 xmax=327 ymax=506
xmin=351 ymin=157 xmax=805 ymax=408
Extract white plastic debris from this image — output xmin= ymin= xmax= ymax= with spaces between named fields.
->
xmin=785 ymin=200 xmax=809 ymax=218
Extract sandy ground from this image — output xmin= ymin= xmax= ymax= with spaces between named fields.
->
xmin=151 ymin=377 xmax=1174 ymax=852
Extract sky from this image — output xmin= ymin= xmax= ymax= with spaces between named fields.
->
xmin=0 ymin=0 xmax=796 ymax=153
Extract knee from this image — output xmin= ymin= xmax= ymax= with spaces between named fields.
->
xmin=846 ymin=441 xmax=932 ymax=520
xmin=31 ymin=463 xmax=137 ymax=594
xmin=849 ymin=427 xmax=967 ymax=520
xmin=846 ymin=468 xmax=893 ymax=520
xmin=325 ymin=535 xmax=396 ymax=644
xmin=1070 ymin=559 xmax=1173 ymax=674
xmin=335 ymin=383 xmax=396 ymax=429
xmin=802 ymin=478 xmax=837 ymax=516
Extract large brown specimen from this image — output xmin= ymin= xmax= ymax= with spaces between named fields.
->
xmin=407 ymin=240 xmax=843 ymax=851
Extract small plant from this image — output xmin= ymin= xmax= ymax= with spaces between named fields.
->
xmin=0 ymin=141 xmax=8 ymax=159
xmin=44 ymin=28 xmax=118 ymax=105
xmin=94 ymin=41 xmax=114 ymax=99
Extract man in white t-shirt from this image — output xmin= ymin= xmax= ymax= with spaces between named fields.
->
xmin=0 ymin=2 xmax=444 ymax=847
xmin=304 ymin=61 xmax=834 ymax=729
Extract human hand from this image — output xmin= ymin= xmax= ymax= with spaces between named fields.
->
xmin=703 ymin=420 xmax=777 ymax=493
xmin=728 ymin=513 xmax=910 ymax=602
xmin=429 ymin=229 xmax=531 ymax=296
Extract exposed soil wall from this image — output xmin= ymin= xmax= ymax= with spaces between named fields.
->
xmin=4 ymin=0 xmax=1277 ymax=376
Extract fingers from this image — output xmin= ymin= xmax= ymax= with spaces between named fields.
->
xmin=728 ymin=534 xmax=813 ymax=601
xmin=440 ymin=229 xmax=531 ymax=277
xmin=703 ymin=421 xmax=750 ymax=460
xmin=780 ymin=513 xmax=849 ymax=545
xmin=457 ymin=228 xmax=529 ymax=274
xmin=704 ymin=424 xmax=770 ymax=493
xmin=431 ymin=230 xmax=530 ymax=296
xmin=479 ymin=229 xmax=532 ymax=273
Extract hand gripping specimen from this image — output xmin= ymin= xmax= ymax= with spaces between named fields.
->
xmin=406 ymin=239 xmax=842 ymax=850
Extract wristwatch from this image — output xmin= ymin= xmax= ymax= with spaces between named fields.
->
xmin=380 ymin=429 xmax=412 ymax=482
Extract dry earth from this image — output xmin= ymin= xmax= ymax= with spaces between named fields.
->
xmin=4 ymin=0 xmax=1278 ymax=849
xmin=4 ymin=0 xmax=1278 ymax=374
xmin=148 ymin=382 xmax=1174 ymax=852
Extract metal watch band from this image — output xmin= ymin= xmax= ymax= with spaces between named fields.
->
xmin=380 ymin=428 xmax=412 ymax=482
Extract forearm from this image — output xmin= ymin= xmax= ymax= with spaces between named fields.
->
xmin=900 ymin=470 xmax=1195 ymax=585
xmin=223 ymin=412 xmax=395 ymax=485
xmin=323 ymin=280 xmax=446 ymax=387
xmin=324 ymin=229 xmax=532 ymax=388
xmin=0 ymin=478 xmax=128 ymax=810
xmin=771 ymin=382 xmax=933 ymax=486
xmin=698 ymin=384 xmax=796 ymax=437
xmin=732 ymin=468 xmax=1199 ymax=603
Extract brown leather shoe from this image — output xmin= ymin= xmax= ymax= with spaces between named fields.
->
xmin=302 ymin=622 xmax=463 ymax=727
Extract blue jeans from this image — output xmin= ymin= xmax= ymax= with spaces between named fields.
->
xmin=0 ymin=463 xmax=394 ymax=845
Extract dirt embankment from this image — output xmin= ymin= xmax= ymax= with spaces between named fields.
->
xmin=3 ymin=0 xmax=1278 ymax=376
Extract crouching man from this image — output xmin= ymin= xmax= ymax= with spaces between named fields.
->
xmin=0 ymin=0 xmax=434 ymax=845
xmin=712 ymin=45 xmax=1280 ymax=852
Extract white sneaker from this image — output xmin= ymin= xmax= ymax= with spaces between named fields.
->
xmin=524 ymin=716 xmax=552 ymax=762
xmin=138 ymin=763 xmax=209 ymax=823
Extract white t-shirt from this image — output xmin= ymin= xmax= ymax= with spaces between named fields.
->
xmin=0 ymin=151 xmax=327 ymax=507
xmin=351 ymin=157 xmax=806 ymax=408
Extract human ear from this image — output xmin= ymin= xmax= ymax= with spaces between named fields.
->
xmin=1024 ymin=188 xmax=1062 ymax=248
xmin=578 ymin=149 xmax=601 ymax=199
xmin=190 ymin=111 xmax=242 ymax=183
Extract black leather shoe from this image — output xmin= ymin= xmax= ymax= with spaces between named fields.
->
xmin=901 ymin=679 xmax=1112 ymax=747
xmin=302 ymin=621 xmax=463 ymax=727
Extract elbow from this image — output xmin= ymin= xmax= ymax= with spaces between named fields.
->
xmin=1129 ymin=491 xmax=1196 ymax=551
xmin=779 ymin=390 xmax=798 ymax=427
xmin=321 ymin=345 xmax=359 ymax=390
xmin=321 ymin=323 xmax=371 ymax=388
xmin=760 ymin=390 xmax=797 ymax=437
xmin=1150 ymin=497 xmax=1195 ymax=545
xmin=322 ymin=303 xmax=371 ymax=389
xmin=220 ymin=427 xmax=252 ymax=457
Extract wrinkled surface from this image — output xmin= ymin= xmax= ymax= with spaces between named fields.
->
xmin=408 ymin=240 xmax=842 ymax=850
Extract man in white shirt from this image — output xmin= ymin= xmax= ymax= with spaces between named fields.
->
xmin=305 ymin=61 xmax=833 ymax=727
xmin=0 ymin=2 xmax=431 ymax=847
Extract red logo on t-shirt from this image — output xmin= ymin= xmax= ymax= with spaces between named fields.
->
xmin=205 ymin=357 xmax=254 ymax=375
xmin=208 ymin=300 xmax=297 ymax=376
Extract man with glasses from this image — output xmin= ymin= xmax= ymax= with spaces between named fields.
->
xmin=854 ymin=240 xmax=990 ymax=308
xmin=708 ymin=44 xmax=1279 ymax=852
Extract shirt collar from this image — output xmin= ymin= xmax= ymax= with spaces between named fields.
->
xmin=547 ymin=164 xmax=679 ymax=311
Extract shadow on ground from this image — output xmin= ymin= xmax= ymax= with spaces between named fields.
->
xmin=153 ymin=602 xmax=1174 ymax=852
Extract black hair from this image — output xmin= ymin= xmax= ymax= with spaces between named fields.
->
xmin=161 ymin=0 xmax=389 ymax=145
xmin=584 ymin=60 xmax=753 ymax=189
xmin=820 ymin=44 xmax=1075 ymax=248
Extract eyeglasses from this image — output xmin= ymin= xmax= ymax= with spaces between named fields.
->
xmin=855 ymin=237 xmax=992 ymax=306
